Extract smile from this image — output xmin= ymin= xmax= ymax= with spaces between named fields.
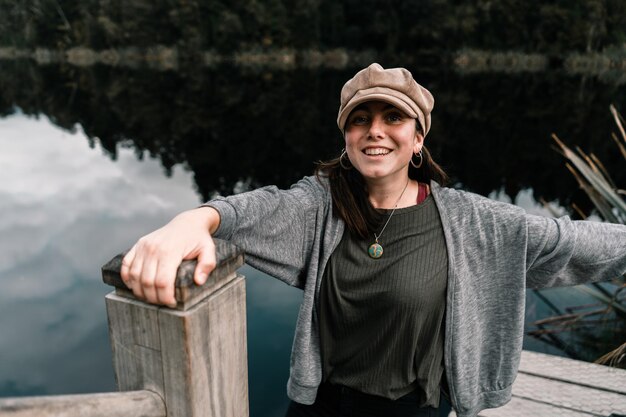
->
xmin=363 ymin=148 xmax=391 ymax=155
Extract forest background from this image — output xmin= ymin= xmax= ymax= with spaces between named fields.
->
xmin=1 ymin=0 xmax=625 ymax=58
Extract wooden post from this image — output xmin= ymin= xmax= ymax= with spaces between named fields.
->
xmin=102 ymin=239 xmax=248 ymax=417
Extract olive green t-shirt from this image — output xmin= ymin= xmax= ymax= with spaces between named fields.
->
xmin=319 ymin=195 xmax=448 ymax=407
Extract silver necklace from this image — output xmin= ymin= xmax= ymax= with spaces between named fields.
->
xmin=368 ymin=179 xmax=412 ymax=259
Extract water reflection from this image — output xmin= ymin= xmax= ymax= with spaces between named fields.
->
xmin=1 ymin=61 xmax=625 ymax=416
xmin=0 ymin=114 xmax=199 ymax=394
xmin=1 ymin=60 xmax=624 ymax=208
xmin=0 ymin=113 xmax=304 ymax=415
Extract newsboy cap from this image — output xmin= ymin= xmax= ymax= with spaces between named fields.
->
xmin=337 ymin=63 xmax=434 ymax=136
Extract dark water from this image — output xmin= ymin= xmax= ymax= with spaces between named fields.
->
xmin=0 ymin=61 xmax=624 ymax=416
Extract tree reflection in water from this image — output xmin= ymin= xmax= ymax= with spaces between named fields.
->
xmin=1 ymin=59 xmax=624 ymax=208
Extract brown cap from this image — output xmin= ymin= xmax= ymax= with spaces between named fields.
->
xmin=337 ymin=63 xmax=434 ymax=136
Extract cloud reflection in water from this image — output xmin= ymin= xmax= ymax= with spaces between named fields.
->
xmin=0 ymin=113 xmax=199 ymax=394
xmin=0 ymin=113 xmax=302 ymax=416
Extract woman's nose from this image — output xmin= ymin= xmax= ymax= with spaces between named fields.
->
xmin=368 ymin=116 xmax=385 ymax=139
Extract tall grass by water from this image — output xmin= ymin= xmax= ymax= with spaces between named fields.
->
xmin=528 ymin=105 xmax=626 ymax=368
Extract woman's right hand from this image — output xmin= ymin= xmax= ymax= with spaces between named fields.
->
xmin=120 ymin=206 xmax=221 ymax=307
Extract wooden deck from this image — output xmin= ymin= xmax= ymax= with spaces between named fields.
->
xmin=450 ymin=350 xmax=626 ymax=416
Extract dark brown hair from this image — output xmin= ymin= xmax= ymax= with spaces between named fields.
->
xmin=315 ymin=124 xmax=449 ymax=239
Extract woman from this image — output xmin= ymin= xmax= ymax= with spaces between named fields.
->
xmin=120 ymin=63 xmax=626 ymax=417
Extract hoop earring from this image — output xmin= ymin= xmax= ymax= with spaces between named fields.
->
xmin=339 ymin=149 xmax=352 ymax=170
xmin=410 ymin=150 xmax=423 ymax=169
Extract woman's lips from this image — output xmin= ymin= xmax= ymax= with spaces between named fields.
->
xmin=363 ymin=147 xmax=392 ymax=156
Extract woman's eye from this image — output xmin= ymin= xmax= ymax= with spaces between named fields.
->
xmin=386 ymin=113 xmax=402 ymax=122
xmin=350 ymin=115 xmax=368 ymax=125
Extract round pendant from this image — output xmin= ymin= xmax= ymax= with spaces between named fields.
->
xmin=368 ymin=243 xmax=383 ymax=259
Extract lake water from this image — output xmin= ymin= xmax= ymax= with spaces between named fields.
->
xmin=0 ymin=60 xmax=624 ymax=416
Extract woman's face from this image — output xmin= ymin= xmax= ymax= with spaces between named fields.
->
xmin=344 ymin=101 xmax=423 ymax=185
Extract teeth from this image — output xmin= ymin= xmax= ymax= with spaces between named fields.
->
xmin=364 ymin=148 xmax=390 ymax=155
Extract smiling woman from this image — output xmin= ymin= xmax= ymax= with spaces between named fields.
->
xmin=119 ymin=63 xmax=626 ymax=417
xmin=344 ymin=101 xmax=423 ymax=190
xmin=317 ymin=64 xmax=448 ymax=243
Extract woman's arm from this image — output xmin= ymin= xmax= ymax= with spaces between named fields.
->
xmin=205 ymin=176 xmax=328 ymax=288
xmin=525 ymin=214 xmax=626 ymax=288
xmin=120 ymin=206 xmax=221 ymax=307
xmin=120 ymin=176 xmax=328 ymax=306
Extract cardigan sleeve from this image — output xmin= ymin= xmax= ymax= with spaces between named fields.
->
xmin=525 ymin=214 xmax=626 ymax=288
xmin=203 ymin=176 xmax=329 ymax=288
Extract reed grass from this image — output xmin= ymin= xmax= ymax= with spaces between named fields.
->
xmin=532 ymin=105 xmax=626 ymax=368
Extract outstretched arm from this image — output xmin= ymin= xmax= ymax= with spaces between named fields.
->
xmin=120 ymin=206 xmax=221 ymax=307
xmin=525 ymin=214 xmax=626 ymax=288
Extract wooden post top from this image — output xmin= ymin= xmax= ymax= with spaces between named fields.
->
xmin=102 ymin=239 xmax=244 ymax=311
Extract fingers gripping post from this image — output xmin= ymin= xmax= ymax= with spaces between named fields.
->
xmin=102 ymin=239 xmax=248 ymax=417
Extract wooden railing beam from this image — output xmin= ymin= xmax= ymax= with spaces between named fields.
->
xmin=0 ymin=390 xmax=165 ymax=417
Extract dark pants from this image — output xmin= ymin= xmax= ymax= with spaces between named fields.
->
xmin=285 ymin=382 xmax=438 ymax=417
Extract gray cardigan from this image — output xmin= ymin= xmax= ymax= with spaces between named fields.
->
xmin=207 ymin=176 xmax=626 ymax=417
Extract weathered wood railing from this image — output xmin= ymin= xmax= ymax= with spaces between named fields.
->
xmin=0 ymin=239 xmax=247 ymax=417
